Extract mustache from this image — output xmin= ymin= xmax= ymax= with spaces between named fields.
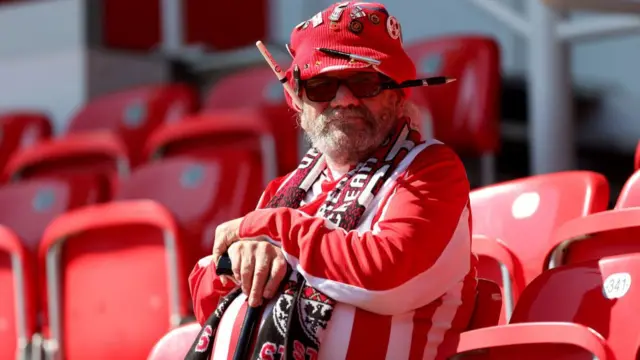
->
xmin=322 ymin=106 xmax=370 ymax=122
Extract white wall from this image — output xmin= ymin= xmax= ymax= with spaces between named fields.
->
xmin=0 ymin=0 xmax=87 ymax=134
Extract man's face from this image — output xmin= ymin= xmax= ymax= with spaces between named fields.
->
xmin=298 ymin=70 xmax=404 ymax=164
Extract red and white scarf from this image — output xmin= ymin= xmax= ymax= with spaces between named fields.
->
xmin=187 ymin=119 xmax=422 ymax=359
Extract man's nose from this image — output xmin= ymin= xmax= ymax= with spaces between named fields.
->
xmin=330 ymin=84 xmax=359 ymax=107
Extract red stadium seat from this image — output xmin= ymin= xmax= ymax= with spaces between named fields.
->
xmin=0 ymin=226 xmax=36 ymax=360
xmin=0 ymin=111 xmax=52 ymax=174
xmin=115 ymin=157 xmax=237 ymax=278
xmin=4 ymin=131 xmax=128 ymax=200
xmin=471 ymin=235 xmax=523 ymax=324
xmin=635 ymin=140 xmax=640 ymax=170
xmin=467 ymin=278 xmax=503 ymax=330
xmin=66 ymin=83 xmax=197 ymax=165
xmin=147 ymin=322 xmax=201 ymax=360
xmin=0 ymin=176 xmax=100 ymax=253
xmin=548 ymin=207 xmax=640 ymax=268
xmin=405 ymin=35 xmax=501 ymax=185
xmin=39 ymin=200 xmax=189 ymax=360
xmin=470 ymin=171 xmax=609 ymax=289
xmin=453 ymin=323 xmax=611 ymax=359
xmin=204 ymin=66 xmax=301 ymax=175
xmin=449 ymin=253 xmax=640 ymax=359
xmin=145 ymin=109 xmax=277 ymax=210
xmin=616 ymin=169 xmax=640 ymax=208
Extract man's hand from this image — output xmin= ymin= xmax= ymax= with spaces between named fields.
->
xmin=211 ymin=217 xmax=244 ymax=267
xmin=227 ymin=240 xmax=288 ymax=307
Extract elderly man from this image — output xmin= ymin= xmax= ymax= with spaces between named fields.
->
xmin=188 ymin=2 xmax=476 ymax=359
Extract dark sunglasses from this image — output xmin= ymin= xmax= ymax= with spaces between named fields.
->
xmin=298 ymin=73 xmax=398 ymax=102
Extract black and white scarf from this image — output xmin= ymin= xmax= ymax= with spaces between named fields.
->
xmin=187 ymin=119 xmax=422 ymax=359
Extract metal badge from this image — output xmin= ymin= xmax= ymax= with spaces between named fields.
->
xmin=350 ymin=5 xmax=366 ymax=19
xmin=329 ymin=21 xmax=340 ymax=31
xmin=123 ymin=101 xmax=146 ymax=128
xmin=329 ymin=3 xmax=347 ymax=22
xmin=32 ymin=188 xmax=55 ymax=212
xmin=386 ymin=16 xmax=401 ymax=40
xmin=311 ymin=12 xmax=323 ymax=27
xmin=180 ymin=164 xmax=205 ymax=189
xmin=349 ymin=19 xmax=364 ymax=34
xmin=368 ymin=13 xmax=380 ymax=24
xmin=295 ymin=21 xmax=306 ymax=30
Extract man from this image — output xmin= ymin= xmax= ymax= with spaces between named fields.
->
xmin=188 ymin=2 xmax=476 ymax=359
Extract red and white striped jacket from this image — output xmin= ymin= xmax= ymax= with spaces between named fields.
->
xmin=189 ymin=141 xmax=477 ymax=360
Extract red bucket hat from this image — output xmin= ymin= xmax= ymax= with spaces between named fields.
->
xmin=284 ymin=2 xmax=416 ymax=110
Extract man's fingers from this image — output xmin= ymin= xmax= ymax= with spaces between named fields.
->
xmin=240 ymin=248 xmax=255 ymax=296
xmin=248 ymin=250 xmax=271 ymax=307
xmin=263 ymin=255 xmax=287 ymax=299
xmin=229 ymin=244 xmax=242 ymax=283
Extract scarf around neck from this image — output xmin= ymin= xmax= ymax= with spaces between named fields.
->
xmin=187 ymin=118 xmax=423 ymax=360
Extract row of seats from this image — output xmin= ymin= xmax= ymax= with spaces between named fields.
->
xmin=0 ymin=35 xmax=501 ymax=185
xmin=3 ymin=165 xmax=640 ymax=360
xmin=148 ymin=166 xmax=640 ymax=359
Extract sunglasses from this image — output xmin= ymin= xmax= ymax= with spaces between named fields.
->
xmin=298 ymin=73 xmax=398 ymax=102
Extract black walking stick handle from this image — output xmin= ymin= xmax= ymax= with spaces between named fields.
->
xmin=216 ymin=253 xmax=265 ymax=360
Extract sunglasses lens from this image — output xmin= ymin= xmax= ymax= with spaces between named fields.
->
xmin=346 ymin=75 xmax=382 ymax=98
xmin=305 ymin=78 xmax=339 ymax=102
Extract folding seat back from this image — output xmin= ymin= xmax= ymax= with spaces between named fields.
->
xmin=548 ymin=207 xmax=640 ymax=269
xmin=147 ymin=322 xmax=201 ymax=360
xmin=0 ymin=225 xmax=36 ymax=360
xmin=66 ymin=84 xmax=197 ymax=165
xmin=4 ymin=131 xmax=129 ymax=200
xmin=615 ymin=169 xmax=640 ymax=208
xmin=405 ymin=36 xmax=501 ymax=184
xmin=0 ymin=111 xmax=52 ymax=173
xmin=0 ymin=176 xmax=100 ymax=253
xmin=205 ymin=66 xmax=301 ymax=175
xmin=508 ymin=253 xmax=640 ymax=359
xmin=39 ymin=200 xmax=188 ymax=360
xmin=145 ymin=109 xmax=277 ymax=209
xmin=472 ymin=235 xmax=524 ymax=323
xmin=467 ymin=278 xmax=502 ymax=330
xmin=115 ymin=157 xmax=233 ymax=275
xmin=470 ymin=171 xmax=609 ymax=287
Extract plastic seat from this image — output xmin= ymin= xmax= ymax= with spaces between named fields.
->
xmin=405 ymin=35 xmax=501 ymax=185
xmin=115 ymin=157 xmax=240 ymax=279
xmin=470 ymin=171 xmax=609 ymax=290
xmin=145 ymin=109 xmax=277 ymax=206
xmin=0 ymin=225 xmax=36 ymax=360
xmin=548 ymin=207 xmax=640 ymax=268
xmin=0 ymin=175 xmax=100 ymax=254
xmin=67 ymin=83 xmax=197 ymax=165
xmin=147 ymin=322 xmax=201 ymax=360
xmin=204 ymin=66 xmax=301 ymax=175
xmin=450 ymin=253 xmax=640 ymax=359
xmin=39 ymin=200 xmax=188 ymax=360
xmin=467 ymin=278 xmax=503 ymax=330
xmin=615 ymin=168 xmax=640 ymax=208
xmin=471 ymin=234 xmax=523 ymax=323
xmin=453 ymin=322 xmax=610 ymax=359
xmin=0 ymin=111 xmax=52 ymax=173
xmin=4 ymin=131 xmax=129 ymax=199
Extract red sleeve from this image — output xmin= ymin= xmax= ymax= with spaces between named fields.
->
xmin=238 ymin=144 xmax=472 ymax=315
xmin=188 ymin=173 xmax=292 ymax=324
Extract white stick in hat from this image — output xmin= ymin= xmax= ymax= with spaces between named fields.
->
xmin=255 ymin=41 xmax=304 ymax=109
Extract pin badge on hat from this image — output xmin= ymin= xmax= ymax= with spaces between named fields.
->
xmin=311 ymin=12 xmax=323 ymax=27
xmin=329 ymin=2 xmax=348 ymax=21
xmin=330 ymin=22 xmax=340 ymax=31
xmin=349 ymin=19 xmax=364 ymax=34
xmin=386 ymin=16 xmax=401 ymax=40
xmin=350 ymin=5 xmax=366 ymax=19
xmin=368 ymin=13 xmax=380 ymax=24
